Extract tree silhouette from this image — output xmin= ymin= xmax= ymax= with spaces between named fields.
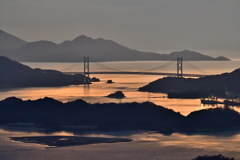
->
xmin=192 ymin=154 xmax=236 ymax=160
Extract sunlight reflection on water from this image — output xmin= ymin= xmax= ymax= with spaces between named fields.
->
xmin=0 ymin=61 xmax=240 ymax=116
xmin=0 ymin=61 xmax=239 ymax=160
xmin=2 ymin=128 xmax=240 ymax=156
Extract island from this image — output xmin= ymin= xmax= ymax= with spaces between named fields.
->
xmin=10 ymin=136 xmax=131 ymax=147
xmin=91 ymin=77 xmax=100 ymax=82
xmin=139 ymin=68 xmax=240 ymax=98
xmin=0 ymin=56 xmax=86 ymax=87
xmin=106 ymin=91 xmax=125 ymax=99
xmin=0 ymin=97 xmax=240 ymax=134
xmin=106 ymin=80 xmax=114 ymax=83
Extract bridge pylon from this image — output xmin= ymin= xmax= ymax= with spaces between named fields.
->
xmin=177 ymin=57 xmax=183 ymax=78
xmin=83 ymin=56 xmax=90 ymax=84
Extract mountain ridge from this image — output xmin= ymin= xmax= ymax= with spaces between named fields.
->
xmin=0 ymin=30 xmax=230 ymax=62
xmin=0 ymin=30 xmax=27 ymax=50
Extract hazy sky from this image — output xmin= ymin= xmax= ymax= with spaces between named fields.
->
xmin=1 ymin=0 xmax=240 ymax=58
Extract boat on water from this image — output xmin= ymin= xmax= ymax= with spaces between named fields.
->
xmin=224 ymin=99 xmax=240 ymax=106
xmin=201 ymin=97 xmax=223 ymax=105
xmin=201 ymin=99 xmax=223 ymax=105
xmin=201 ymin=97 xmax=240 ymax=106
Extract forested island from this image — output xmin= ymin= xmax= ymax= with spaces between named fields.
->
xmin=139 ymin=68 xmax=240 ymax=98
xmin=0 ymin=97 xmax=240 ymax=134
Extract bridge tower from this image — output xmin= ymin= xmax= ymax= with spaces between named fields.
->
xmin=83 ymin=56 xmax=90 ymax=84
xmin=177 ymin=57 xmax=183 ymax=78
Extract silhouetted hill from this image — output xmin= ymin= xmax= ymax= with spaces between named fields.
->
xmin=139 ymin=68 xmax=240 ymax=98
xmin=0 ymin=30 xmax=27 ymax=50
xmin=186 ymin=107 xmax=240 ymax=131
xmin=0 ymin=97 xmax=185 ymax=132
xmin=0 ymin=97 xmax=240 ymax=133
xmin=11 ymin=41 xmax=58 ymax=62
xmin=168 ymin=50 xmax=229 ymax=61
xmin=0 ymin=30 xmax=230 ymax=62
xmin=215 ymin=56 xmax=230 ymax=61
xmin=0 ymin=56 xmax=85 ymax=87
xmin=192 ymin=154 xmax=236 ymax=160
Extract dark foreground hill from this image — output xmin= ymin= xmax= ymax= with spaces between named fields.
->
xmin=0 ymin=30 xmax=229 ymax=62
xmin=0 ymin=56 xmax=85 ymax=87
xmin=139 ymin=68 xmax=240 ymax=98
xmin=0 ymin=97 xmax=240 ymax=134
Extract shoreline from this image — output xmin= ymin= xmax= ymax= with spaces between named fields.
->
xmin=10 ymin=136 xmax=132 ymax=147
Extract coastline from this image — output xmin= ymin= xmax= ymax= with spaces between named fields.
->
xmin=10 ymin=136 xmax=132 ymax=147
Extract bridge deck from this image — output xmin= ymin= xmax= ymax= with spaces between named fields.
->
xmin=64 ymin=71 xmax=207 ymax=77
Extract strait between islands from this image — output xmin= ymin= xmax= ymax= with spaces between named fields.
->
xmin=1 ymin=56 xmax=240 ymax=135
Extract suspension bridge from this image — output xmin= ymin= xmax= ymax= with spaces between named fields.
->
xmin=62 ymin=57 xmax=212 ymax=83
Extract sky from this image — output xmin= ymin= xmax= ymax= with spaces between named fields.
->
xmin=1 ymin=0 xmax=240 ymax=58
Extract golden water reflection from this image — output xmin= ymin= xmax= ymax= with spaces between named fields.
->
xmin=0 ymin=74 xmax=240 ymax=116
xmin=162 ymin=133 xmax=240 ymax=153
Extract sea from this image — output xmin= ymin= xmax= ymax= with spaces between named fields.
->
xmin=0 ymin=60 xmax=240 ymax=160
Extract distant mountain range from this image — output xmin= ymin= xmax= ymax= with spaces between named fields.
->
xmin=0 ymin=30 xmax=230 ymax=62
xmin=0 ymin=30 xmax=27 ymax=50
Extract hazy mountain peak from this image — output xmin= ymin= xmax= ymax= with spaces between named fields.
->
xmin=16 ymin=40 xmax=57 ymax=56
xmin=73 ymin=35 xmax=93 ymax=42
xmin=0 ymin=30 xmax=27 ymax=50
xmin=0 ymin=30 xmax=5 ymax=34
xmin=215 ymin=56 xmax=230 ymax=61
xmin=96 ymin=37 xmax=115 ymax=43
xmin=169 ymin=50 xmax=201 ymax=55
xmin=168 ymin=50 xmax=230 ymax=61
xmin=0 ymin=30 xmax=24 ymax=41
xmin=22 ymin=40 xmax=57 ymax=47
xmin=0 ymin=30 xmax=12 ymax=36
xmin=0 ymin=30 xmax=230 ymax=62
xmin=30 ymin=40 xmax=56 ymax=45
xmin=96 ymin=37 xmax=111 ymax=42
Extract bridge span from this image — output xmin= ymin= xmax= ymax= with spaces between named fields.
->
xmin=64 ymin=71 xmax=207 ymax=77
xmin=62 ymin=57 xmax=211 ymax=80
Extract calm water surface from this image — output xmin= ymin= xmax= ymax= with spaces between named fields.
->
xmin=0 ymin=129 xmax=239 ymax=160
xmin=0 ymin=61 xmax=240 ymax=159
xmin=1 ymin=60 xmax=240 ymax=115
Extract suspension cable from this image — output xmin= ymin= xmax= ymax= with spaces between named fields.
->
xmin=60 ymin=56 xmax=212 ymax=76
xmin=183 ymin=61 xmax=212 ymax=75
xmin=90 ymin=59 xmax=127 ymax=72
xmin=61 ymin=62 xmax=81 ymax=72
xmin=142 ymin=60 xmax=176 ymax=72
xmin=91 ymin=57 xmax=177 ymax=73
